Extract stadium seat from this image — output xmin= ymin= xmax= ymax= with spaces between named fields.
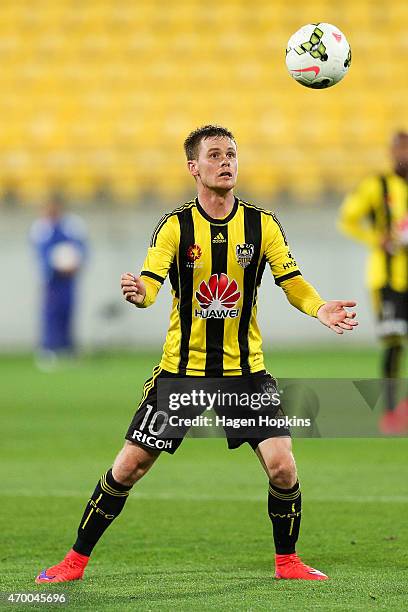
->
xmin=0 ymin=0 xmax=406 ymax=205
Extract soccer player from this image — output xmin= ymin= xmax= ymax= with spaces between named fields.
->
xmin=36 ymin=125 xmax=357 ymax=584
xmin=338 ymin=131 xmax=408 ymax=434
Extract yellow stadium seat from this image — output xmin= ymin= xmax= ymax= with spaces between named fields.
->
xmin=0 ymin=0 xmax=406 ymax=205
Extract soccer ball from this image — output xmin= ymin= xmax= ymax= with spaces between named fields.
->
xmin=49 ymin=242 xmax=82 ymax=273
xmin=286 ymin=23 xmax=351 ymax=89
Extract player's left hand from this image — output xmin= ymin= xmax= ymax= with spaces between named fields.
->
xmin=317 ymin=301 xmax=358 ymax=335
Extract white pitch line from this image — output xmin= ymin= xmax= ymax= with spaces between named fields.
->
xmin=4 ymin=490 xmax=408 ymax=503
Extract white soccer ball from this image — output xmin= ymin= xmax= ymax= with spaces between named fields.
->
xmin=49 ymin=242 xmax=82 ymax=273
xmin=286 ymin=23 xmax=351 ymax=89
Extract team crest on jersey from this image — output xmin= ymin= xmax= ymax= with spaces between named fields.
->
xmin=236 ymin=243 xmax=254 ymax=268
xmin=261 ymin=379 xmax=278 ymax=399
xmin=195 ymin=273 xmax=241 ymax=319
xmin=186 ymin=244 xmax=203 ymax=269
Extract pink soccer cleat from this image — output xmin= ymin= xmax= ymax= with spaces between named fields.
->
xmin=35 ymin=549 xmax=89 ymax=584
xmin=275 ymin=553 xmax=328 ymax=580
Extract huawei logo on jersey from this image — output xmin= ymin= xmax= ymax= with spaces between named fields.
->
xmin=195 ymin=273 xmax=241 ymax=319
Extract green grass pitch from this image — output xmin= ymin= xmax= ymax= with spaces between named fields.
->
xmin=1 ymin=347 xmax=407 ymax=611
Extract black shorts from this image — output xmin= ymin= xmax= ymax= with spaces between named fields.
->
xmin=373 ymin=287 xmax=408 ymax=337
xmin=125 ymin=368 xmax=290 ymax=455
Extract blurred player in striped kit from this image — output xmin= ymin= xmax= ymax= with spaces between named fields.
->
xmin=339 ymin=131 xmax=408 ymax=434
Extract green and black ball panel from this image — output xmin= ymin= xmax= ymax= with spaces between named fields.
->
xmin=292 ymin=25 xmax=328 ymax=61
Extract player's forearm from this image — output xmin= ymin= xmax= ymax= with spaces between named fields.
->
xmin=337 ymin=217 xmax=381 ymax=248
xmin=280 ymin=276 xmax=326 ymax=317
xmin=135 ymin=276 xmax=160 ymax=308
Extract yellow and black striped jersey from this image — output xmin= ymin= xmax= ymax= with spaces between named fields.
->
xmin=338 ymin=173 xmax=408 ymax=291
xmin=138 ymin=196 xmax=325 ymax=376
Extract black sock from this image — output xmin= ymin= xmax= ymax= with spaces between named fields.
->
xmin=73 ymin=469 xmax=132 ymax=557
xmin=268 ymin=481 xmax=301 ymax=555
xmin=382 ymin=343 xmax=403 ymax=411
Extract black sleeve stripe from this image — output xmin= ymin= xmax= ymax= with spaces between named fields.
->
xmin=274 ymin=270 xmax=302 ymax=285
xmin=150 ymin=213 xmax=171 ymax=247
xmin=140 ymin=270 xmax=165 ymax=284
xmin=271 ymin=213 xmax=288 ymax=245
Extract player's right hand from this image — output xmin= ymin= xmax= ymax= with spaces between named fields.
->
xmin=121 ymin=273 xmax=146 ymax=305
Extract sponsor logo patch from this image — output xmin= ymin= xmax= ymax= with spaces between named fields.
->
xmin=187 ymin=244 xmax=202 ymax=261
xmin=186 ymin=243 xmax=203 ymax=269
xmin=282 ymin=250 xmax=298 ymax=270
xmin=195 ymin=273 xmax=241 ymax=319
xmin=131 ymin=430 xmax=173 ymax=450
xmin=212 ymin=232 xmax=226 ymax=244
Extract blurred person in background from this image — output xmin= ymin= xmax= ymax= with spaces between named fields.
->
xmin=338 ymin=131 xmax=408 ymax=434
xmin=29 ymin=196 xmax=87 ymax=367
